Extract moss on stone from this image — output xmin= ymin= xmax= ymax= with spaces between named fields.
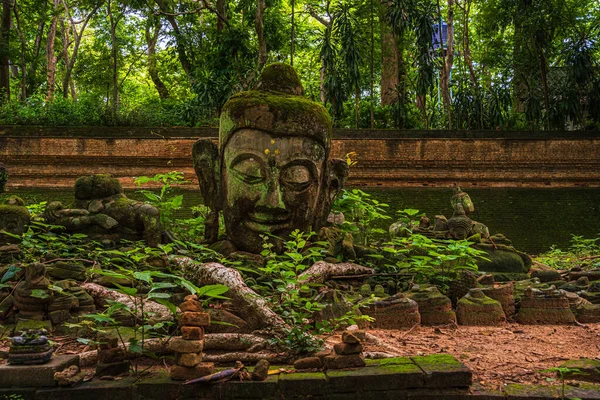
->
xmin=278 ymin=371 xmax=327 ymax=381
xmin=412 ymin=354 xmax=463 ymax=366
xmin=0 ymin=204 xmax=30 ymax=220
xmin=256 ymin=63 xmax=303 ymax=95
xmin=219 ymin=90 xmax=332 ymax=149
xmin=75 ymin=174 xmax=123 ymax=201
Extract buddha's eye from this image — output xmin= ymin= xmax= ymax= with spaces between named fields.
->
xmin=281 ymin=164 xmax=312 ymax=190
xmin=231 ymin=157 xmax=264 ymax=184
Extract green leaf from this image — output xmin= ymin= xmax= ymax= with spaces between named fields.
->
xmin=147 ymin=292 xmax=171 ymax=300
xmin=196 ymin=284 xmax=229 ymax=299
xmin=29 ymin=289 xmax=49 ymax=299
xmin=1 ymin=265 xmax=21 ymax=283
xmin=133 ymin=271 xmax=152 ymax=283
xmin=114 ymin=283 xmax=138 ymax=296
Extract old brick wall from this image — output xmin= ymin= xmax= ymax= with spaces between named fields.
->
xmin=1 ymin=126 xmax=599 ymax=189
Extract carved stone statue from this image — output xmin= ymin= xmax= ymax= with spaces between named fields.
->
xmin=193 ymin=63 xmax=348 ymax=253
xmin=0 ymin=196 xmax=31 ymax=244
xmin=44 ymin=174 xmax=161 ymax=247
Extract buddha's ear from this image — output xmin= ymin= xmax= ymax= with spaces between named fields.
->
xmin=193 ymin=140 xmax=221 ymax=243
xmin=192 ymin=140 xmax=221 ymax=209
xmin=327 ymin=158 xmax=349 ymax=204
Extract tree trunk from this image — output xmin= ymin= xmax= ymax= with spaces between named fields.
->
xmin=369 ymin=0 xmax=374 ymax=128
xmin=61 ymin=0 xmax=98 ymax=101
xmin=438 ymin=0 xmax=454 ymax=128
xmin=46 ymin=0 xmax=60 ymax=102
xmin=145 ymin=19 xmax=169 ymax=99
xmin=354 ymin=83 xmax=360 ymax=128
xmin=107 ymin=0 xmax=119 ymax=116
xmin=60 ymin=19 xmax=72 ymax=99
xmin=216 ymin=0 xmax=226 ymax=31
xmin=0 ymin=0 xmax=10 ymax=103
xmin=155 ymin=0 xmax=193 ymax=82
xmin=255 ymin=0 xmax=267 ymax=70
xmin=462 ymin=0 xmax=476 ymax=87
xmin=290 ymin=0 xmax=295 ymax=66
xmin=12 ymin=1 xmax=26 ymax=100
xmin=380 ymin=21 xmax=399 ymax=106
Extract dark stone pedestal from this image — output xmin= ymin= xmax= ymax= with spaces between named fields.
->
xmin=0 ymin=354 xmax=80 ymax=388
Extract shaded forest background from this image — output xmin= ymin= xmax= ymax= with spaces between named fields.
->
xmin=0 ymin=0 xmax=598 ymax=130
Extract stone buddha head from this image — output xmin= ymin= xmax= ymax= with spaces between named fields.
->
xmin=193 ymin=63 xmax=347 ymax=253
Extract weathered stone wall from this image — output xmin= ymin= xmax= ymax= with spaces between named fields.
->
xmin=1 ymin=126 xmax=599 ymax=189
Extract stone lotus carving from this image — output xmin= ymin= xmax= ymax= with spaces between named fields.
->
xmin=193 ymin=63 xmax=348 ymax=253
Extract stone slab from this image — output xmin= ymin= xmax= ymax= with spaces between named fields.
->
xmin=35 ymin=377 xmax=136 ymax=400
xmin=216 ymin=376 xmax=279 ymax=400
xmin=278 ymin=371 xmax=328 ymax=396
xmin=0 ymin=355 xmax=79 ymax=388
xmin=326 ymin=357 xmax=424 ymax=393
xmin=411 ymin=354 xmax=472 ymax=388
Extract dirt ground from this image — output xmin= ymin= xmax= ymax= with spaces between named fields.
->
xmin=351 ymin=323 xmax=600 ymax=391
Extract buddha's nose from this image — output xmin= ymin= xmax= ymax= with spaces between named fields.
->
xmin=257 ymin=181 xmax=286 ymax=211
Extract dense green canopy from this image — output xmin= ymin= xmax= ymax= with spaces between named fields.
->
xmin=0 ymin=0 xmax=598 ymax=130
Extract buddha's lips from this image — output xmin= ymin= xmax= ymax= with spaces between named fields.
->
xmin=244 ymin=213 xmax=291 ymax=232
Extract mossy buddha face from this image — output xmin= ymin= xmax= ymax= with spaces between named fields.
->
xmin=222 ymin=129 xmax=326 ymax=252
xmin=193 ymin=63 xmax=348 ymax=254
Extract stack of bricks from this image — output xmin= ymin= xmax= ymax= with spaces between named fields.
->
xmin=169 ymin=295 xmax=214 ymax=381
xmin=323 ymin=330 xmax=366 ymax=369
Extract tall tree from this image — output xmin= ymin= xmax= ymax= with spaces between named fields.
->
xmin=0 ymin=0 xmax=11 ymax=102
xmin=46 ymin=0 xmax=60 ymax=101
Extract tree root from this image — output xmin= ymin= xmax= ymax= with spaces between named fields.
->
xmin=81 ymin=282 xmax=174 ymax=323
xmin=298 ymin=261 xmax=374 ymax=285
xmin=174 ymin=257 xmax=288 ymax=333
xmin=202 ymin=351 xmax=289 ymax=364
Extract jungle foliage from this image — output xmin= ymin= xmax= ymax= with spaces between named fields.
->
xmin=0 ymin=0 xmax=597 ymax=130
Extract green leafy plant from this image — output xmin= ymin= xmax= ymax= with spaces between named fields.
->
xmin=74 ymin=266 xmax=228 ymax=374
xmin=373 ymin=233 xmax=487 ymax=291
xmin=543 ymin=366 xmax=586 ymax=400
xmin=134 ymin=171 xmax=188 ymax=227
xmin=332 ymin=189 xmax=391 ymax=245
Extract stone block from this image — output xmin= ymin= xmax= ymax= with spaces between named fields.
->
xmin=14 ymin=319 xmax=52 ymax=335
xmin=175 ymin=352 xmax=202 ymax=367
xmin=294 ymin=356 xmax=323 ymax=370
xmin=167 ymin=338 xmax=204 ymax=354
xmin=333 ymin=342 xmax=363 ymax=355
xmin=326 ymin=357 xmax=424 ymax=393
xmin=411 ymin=354 xmax=472 ymax=388
xmin=97 ymin=347 xmax=126 ymax=364
xmin=181 ymin=326 xmax=204 ymax=340
xmin=48 ymin=310 xmax=71 ymax=325
xmin=278 ymin=371 xmax=328 ymax=397
xmin=169 ymin=362 xmax=214 ymax=381
xmin=323 ymin=354 xmax=366 ymax=369
xmin=218 ymin=376 xmax=280 ymax=399
xmin=0 ymin=354 xmax=79 ymax=388
xmin=96 ymin=361 xmax=130 ymax=377
xmin=35 ymin=376 xmax=136 ymax=400
xmin=179 ymin=299 xmax=203 ymax=313
xmin=342 ymin=330 xmax=365 ymax=344
xmin=180 ymin=311 xmax=210 ymax=327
